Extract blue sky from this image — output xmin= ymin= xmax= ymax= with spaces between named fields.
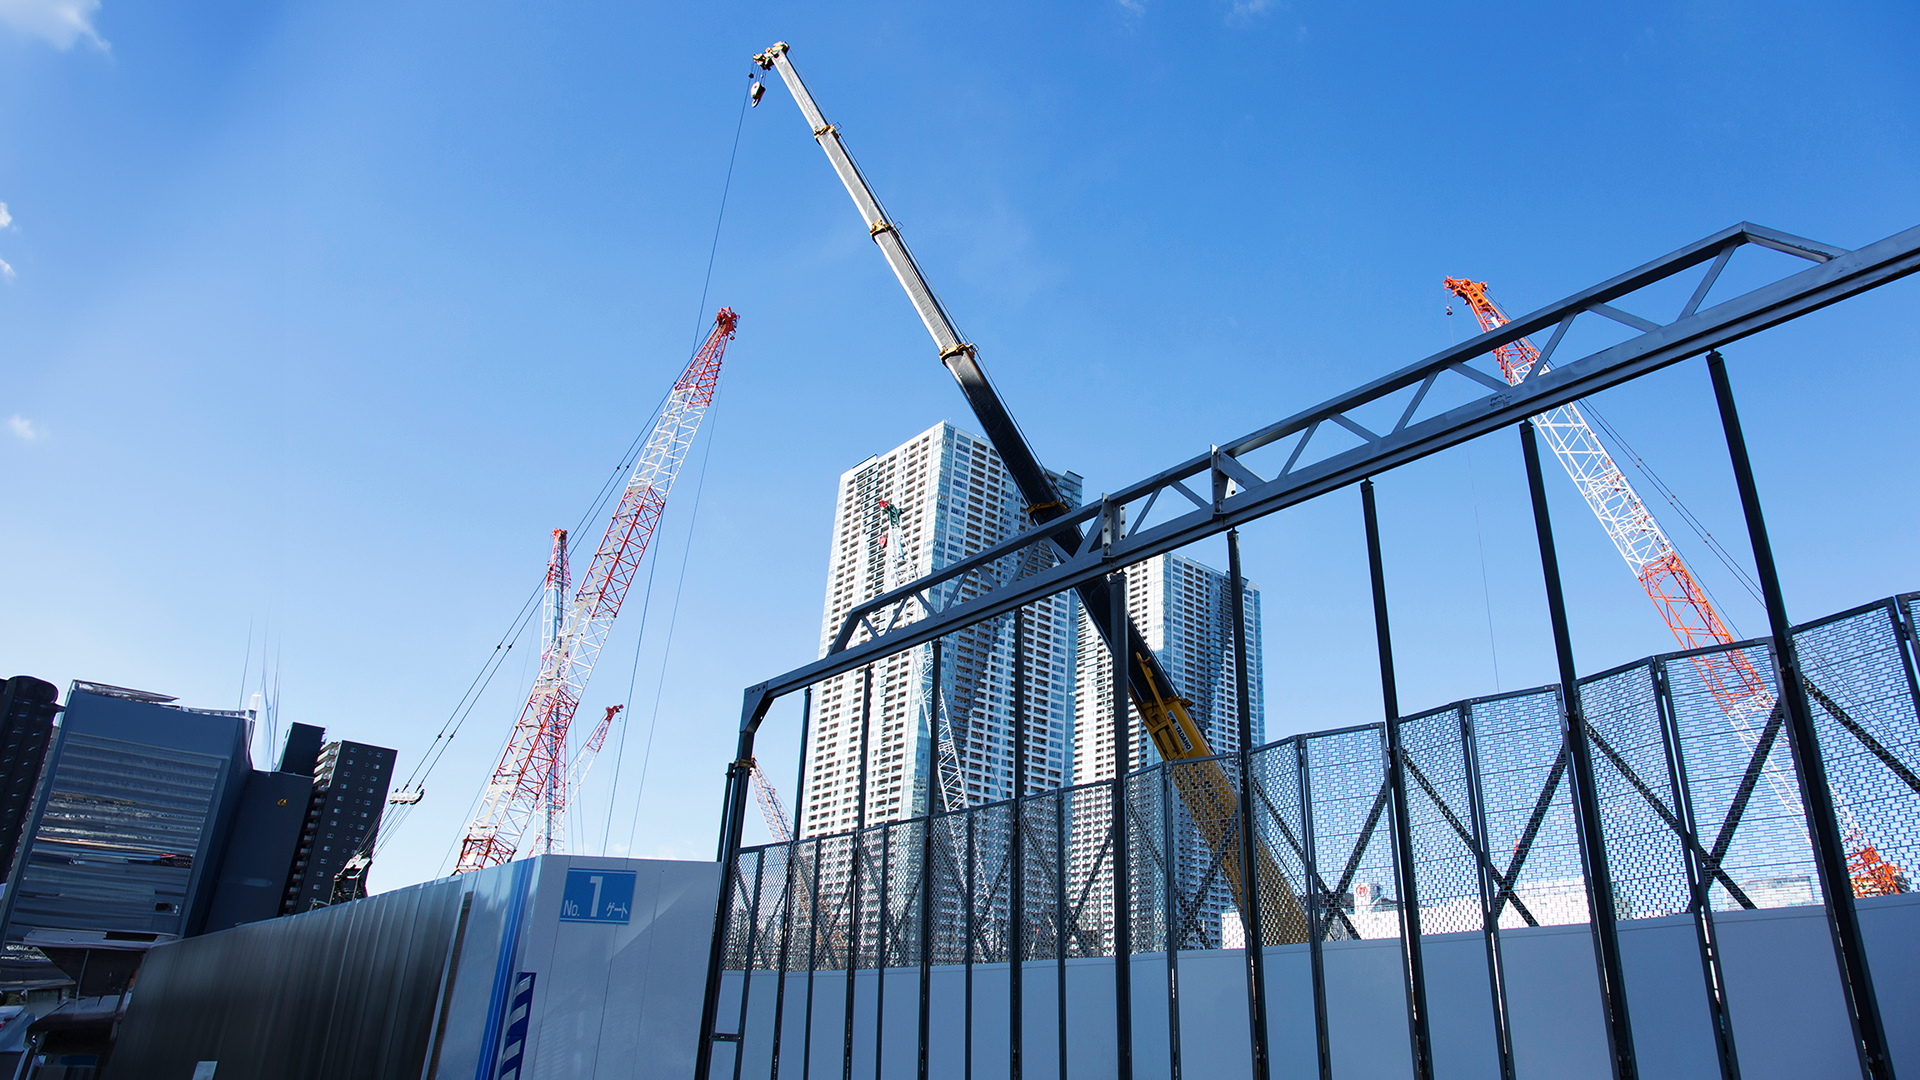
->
xmin=2 ymin=0 xmax=1914 ymax=893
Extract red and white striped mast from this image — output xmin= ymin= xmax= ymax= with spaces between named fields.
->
xmin=456 ymin=309 xmax=738 ymax=872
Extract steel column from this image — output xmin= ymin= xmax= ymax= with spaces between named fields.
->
xmin=875 ymin=823 xmax=890 ymax=1080
xmin=1227 ymin=529 xmax=1272 ymax=1080
xmin=1161 ymin=760 xmax=1184 ymax=1080
xmin=733 ymin=849 xmax=768 ymax=1080
xmin=918 ymin=801 xmax=934 ymax=1080
xmin=844 ymin=667 xmax=874 ymax=1080
xmin=1706 ymin=351 xmax=1892 ymax=1080
xmin=1055 ymin=776 xmax=1069 ymax=1080
xmin=771 ymin=689 xmax=814 ymax=1080
xmin=1460 ymin=705 xmax=1516 ymax=1080
xmin=1361 ymin=479 xmax=1435 ymax=1080
xmin=1299 ymin=738 xmax=1331 ymax=1080
xmin=965 ymin=808 xmax=976 ymax=1080
xmin=1651 ymin=660 xmax=1742 ymax=1080
xmin=1111 ymin=571 xmax=1135 ymax=1080
xmin=1519 ymin=418 xmax=1638 ymax=1080
xmin=803 ymin=835 xmax=823 ymax=1080
xmin=698 ymin=712 xmax=763 ymax=1080
xmin=1011 ymin=608 xmax=1026 ymax=1080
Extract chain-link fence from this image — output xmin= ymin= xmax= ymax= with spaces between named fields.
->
xmin=713 ymin=594 xmax=1920 ymax=1079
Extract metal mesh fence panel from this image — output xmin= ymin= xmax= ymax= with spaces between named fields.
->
xmin=1797 ymin=599 xmax=1920 ymax=897
xmin=788 ymin=838 xmax=823 ymax=975
xmin=1063 ymin=780 xmax=1117 ymax=957
xmin=1127 ymin=766 xmax=1168 ymax=953
xmin=928 ymin=810 xmax=969 ymax=965
xmin=883 ymin=820 xmax=926 ymax=969
xmin=1469 ymin=689 xmax=1588 ymax=927
xmin=1019 ymin=792 xmax=1064 ymax=961
xmin=814 ymin=833 xmax=856 ymax=970
xmin=1169 ymin=753 xmax=1243 ymax=950
xmin=970 ymin=802 xmax=1016 ymax=965
xmin=752 ymin=842 xmax=793 ymax=970
xmin=1397 ymin=706 xmax=1485 ymax=936
xmin=1579 ymin=661 xmax=1691 ymax=920
xmin=1249 ymin=738 xmax=1312 ymax=946
xmin=722 ymin=848 xmax=762 ymax=970
xmin=851 ymin=827 xmax=887 ymax=969
xmin=1305 ymin=726 xmax=1399 ymax=941
xmin=1663 ymin=641 xmax=1815 ymax=910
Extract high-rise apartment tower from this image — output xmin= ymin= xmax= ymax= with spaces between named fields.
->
xmin=801 ymin=422 xmax=1082 ymax=837
xmin=1071 ymin=552 xmax=1264 ymax=947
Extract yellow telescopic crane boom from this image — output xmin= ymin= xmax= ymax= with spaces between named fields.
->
xmin=754 ymin=42 xmax=1307 ymax=944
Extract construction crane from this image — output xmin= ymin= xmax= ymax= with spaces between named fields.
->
xmin=455 ymin=309 xmax=738 ymax=872
xmin=749 ymin=759 xmax=793 ymax=842
xmin=754 ymin=43 xmax=1308 ymax=943
xmin=1445 ymin=278 xmax=1906 ymax=897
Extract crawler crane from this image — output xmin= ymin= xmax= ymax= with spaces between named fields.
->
xmin=755 ymin=42 xmax=1308 ymax=943
xmin=456 ymin=310 xmax=738 ymax=871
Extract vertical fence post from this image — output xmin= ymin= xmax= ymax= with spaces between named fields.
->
xmin=920 ymin=641 xmax=943 ymax=1080
xmin=1299 ymin=737 xmax=1331 ymax=1080
xmin=698 ymin=690 xmax=766 ymax=1080
xmin=1227 ymin=529 xmax=1272 ymax=1080
xmin=966 ymin=807 xmax=976 ymax=1080
xmin=1706 ymin=351 xmax=1892 ymax=1080
xmin=918 ymin=807 xmax=934 ymax=1080
xmin=804 ymin=836 xmax=823 ymax=1080
xmin=733 ymin=848 xmax=769 ymax=1080
xmin=1650 ymin=659 xmax=1741 ymax=1080
xmin=1460 ymin=705 xmax=1516 ymax=1080
xmin=1011 ymin=608 xmax=1027 ymax=1080
xmin=844 ymin=667 xmax=875 ymax=1080
xmin=772 ymin=688 xmax=814 ymax=1080
xmin=875 ymin=823 xmax=890 ymax=1080
xmin=1111 ymin=570 xmax=1135 ymax=1080
xmin=1361 ymin=479 xmax=1435 ymax=1080
xmin=1161 ymin=760 xmax=1184 ymax=1080
xmin=1056 ymin=778 xmax=1069 ymax=1080
xmin=1519 ymin=418 xmax=1638 ymax=1080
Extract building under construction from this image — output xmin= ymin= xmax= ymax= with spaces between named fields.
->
xmin=89 ymin=40 xmax=1920 ymax=1080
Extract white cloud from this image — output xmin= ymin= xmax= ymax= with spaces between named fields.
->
xmin=0 ymin=257 xmax=12 ymax=281
xmin=0 ymin=0 xmax=107 ymax=51
xmin=1115 ymin=0 xmax=1144 ymax=12
xmin=1232 ymin=0 xmax=1278 ymax=12
xmin=8 ymin=416 xmax=42 ymax=442
xmin=0 ymin=203 xmax=11 ymax=230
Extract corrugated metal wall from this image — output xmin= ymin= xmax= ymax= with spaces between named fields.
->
xmin=109 ymin=875 xmax=467 ymax=1080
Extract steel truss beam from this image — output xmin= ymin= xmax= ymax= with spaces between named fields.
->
xmin=737 ymin=219 xmax=1920 ymax=732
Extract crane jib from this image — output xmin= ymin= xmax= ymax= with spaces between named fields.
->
xmin=756 ymin=41 xmax=1219 ymax=768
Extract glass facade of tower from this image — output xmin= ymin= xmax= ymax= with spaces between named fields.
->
xmin=802 ymin=422 xmax=1082 ymax=838
xmin=1071 ymin=551 xmax=1264 ymax=946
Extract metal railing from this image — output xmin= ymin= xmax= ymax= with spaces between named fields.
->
xmin=712 ymin=593 xmax=1920 ymax=1079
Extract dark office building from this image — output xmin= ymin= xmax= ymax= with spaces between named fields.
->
xmin=281 ymin=740 xmax=396 ymax=914
xmin=0 ymin=677 xmax=60 ymax=882
xmin=0 ymin=682 xmax=256 ymax=950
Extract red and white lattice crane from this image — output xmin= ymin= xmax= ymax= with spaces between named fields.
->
xmin=455 ymin=308 xmax=738 ymax=872
xmin=1446 ymin=279 xmax=1905 ymax=895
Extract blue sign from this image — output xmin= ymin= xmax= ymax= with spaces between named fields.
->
xmin=560 ymin=868 xmax=636 ymax=924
